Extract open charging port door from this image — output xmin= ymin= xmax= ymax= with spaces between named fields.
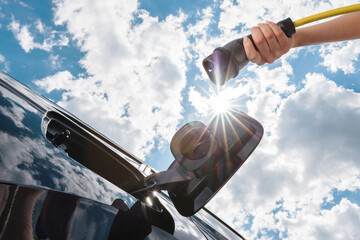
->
xmin=145 ymin=109 xmax=263 ymax=216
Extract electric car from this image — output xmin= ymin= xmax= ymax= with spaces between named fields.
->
xmin=0 ymin=71 xmax=262 ymax=239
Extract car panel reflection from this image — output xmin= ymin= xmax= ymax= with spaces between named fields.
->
xmin=0 ymin=75 xmax=136 ymax=207
xmin=0 ymin=183 xmax=172 ymax=239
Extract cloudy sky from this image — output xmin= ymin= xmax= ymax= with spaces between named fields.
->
xmin=1 ymin=0 xmax=360 ymax=239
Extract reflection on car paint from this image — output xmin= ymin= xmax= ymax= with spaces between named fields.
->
xmin=0 ymin=80 xmax=136 ymax=207
xmin=194 ymin=209 xmax=244 ymax=240
xmin=0 ymin=183 xmax=143 ymax=239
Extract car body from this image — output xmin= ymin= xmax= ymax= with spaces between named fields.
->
xmin=0 ymin=71 xmax=245 ymax=239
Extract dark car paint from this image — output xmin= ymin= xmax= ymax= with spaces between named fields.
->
xmin=0 ymin=71 xmax=244 ymax=239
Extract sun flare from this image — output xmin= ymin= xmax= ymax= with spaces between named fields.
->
xmin=211 ymin=92 xmax=232 ymax=115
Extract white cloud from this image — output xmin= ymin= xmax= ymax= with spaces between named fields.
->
xmin=320 ymin=41 xmax=360 ymax=74
xmin=246 ymin=59 xmax=295 ymax=95
xmin=0 ymin=131 xmax=135 ymax=206
xmin=0 ymin=101 xmax=29 ymax=130
xmin=35 ymin=0 xmax=189 ymax=159
xmin=34 ymin=70 xmax=74 ymax=92
xmin=0 ymin=53 xmax=10 ymax=71
xmin=49 ymin=53 xmax=62 ymax=69
xmin=188 ymin=86 xmax=213 ymax=117
xmin=8 ymin=18 xmax=69 ymax=53
xmin=35 ymin=19 xmax=45 ymax=33
xmin=187 ymin=7 xmax=214 ymax=38
xmin=282 ymin=199 xmax=360 ymax=239
xmin=8 ymin=19 xmax=34 ymax=53
xmin=208 ymin=73 xmax=360 ymax=239
xmin=18 ymin=1 xmax=32 ymax=9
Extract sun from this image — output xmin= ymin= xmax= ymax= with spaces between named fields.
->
xmin=210 ymin=92 xmax=232 ymax=115
xmin=194 ymin=83 xmax=245 ymax=117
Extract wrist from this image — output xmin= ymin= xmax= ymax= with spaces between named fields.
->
xmin=292 ymin=28 xmax=304 ymax=48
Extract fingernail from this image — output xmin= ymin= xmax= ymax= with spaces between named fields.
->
xmin=265 ymin=20 xmax=271 ymax=24
xmin=243 ymin=36 xmax=248 ymax=42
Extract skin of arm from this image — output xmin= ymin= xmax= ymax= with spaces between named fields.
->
xmin=243 ymin=11 xmax=360 ymax=66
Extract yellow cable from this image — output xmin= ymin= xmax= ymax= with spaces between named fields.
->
xmin=294 ymin=3 xmax=360 ymax=28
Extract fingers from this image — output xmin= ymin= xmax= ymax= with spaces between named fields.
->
xmin=243 ymin=36 xmax=264 ymax=65
xmin=255 ymin=23 xmax=280 ymax=63
xmin=244 ymin=21 xmax=294 ymax=65
xmin=251 ymin=25 xmax=271 ymax=64
xmin=266 ymin=21 xmax=292 ymax=54
xmin=259 ymin=23 xmax=280 ymax=50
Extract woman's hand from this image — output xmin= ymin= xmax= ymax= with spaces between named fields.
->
xmin=243 ymin=21 xmax=294 ymax=65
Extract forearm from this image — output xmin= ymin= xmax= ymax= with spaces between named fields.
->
xmin=293 ymin=11 xmax=360 ymax=48
xmin=244 ymin=11 xmax=360 ymax=65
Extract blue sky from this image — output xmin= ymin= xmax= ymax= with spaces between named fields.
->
xmin=1 ymin=0 xmax=360 ymax=239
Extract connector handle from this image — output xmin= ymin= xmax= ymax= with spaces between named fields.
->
xmin=248 ymin=17 xmax=295 ymax=51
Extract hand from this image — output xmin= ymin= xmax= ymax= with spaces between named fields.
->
xmin=243 ymin=21 xmax=294 ymax=65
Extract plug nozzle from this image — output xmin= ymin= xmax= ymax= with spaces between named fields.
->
xmin=203 ymin=18 xmax=295 ymax=86
xmin=203 ymin=38 xmax=248 ymax=86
